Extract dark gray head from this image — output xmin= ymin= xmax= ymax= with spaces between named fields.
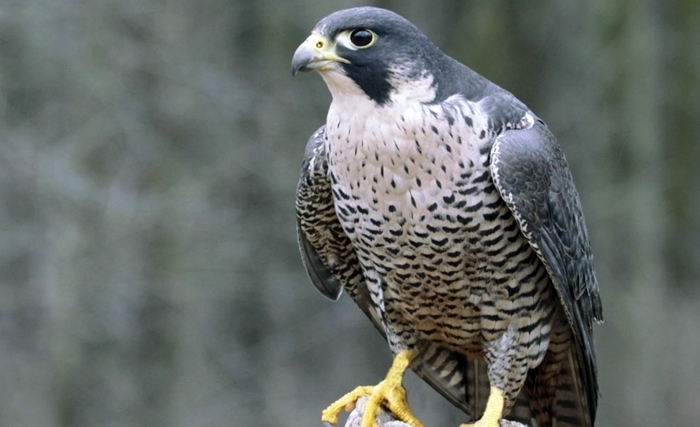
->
xmin=292 ymin=7 xmax=484 ymax=105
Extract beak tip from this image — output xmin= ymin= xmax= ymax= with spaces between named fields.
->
xmin=291 ymin=39 xmax=318 ymax=77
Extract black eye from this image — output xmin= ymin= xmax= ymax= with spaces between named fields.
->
xmin=350 ymin=29 xmax=374 ymax=47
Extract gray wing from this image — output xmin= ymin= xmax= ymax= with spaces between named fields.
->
xmin=296 ymin=126 xmax=348 ymax=301
xmin=490 ymin=118 xmax=604 ymax=424
xmin=296 ymin=125 xmax=480 ymax=419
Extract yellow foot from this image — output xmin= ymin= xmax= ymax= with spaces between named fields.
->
xmin=321 ymin=349 xmax=424 ymax=427
xmin=460 ymin=386 xmax=504 ymax=427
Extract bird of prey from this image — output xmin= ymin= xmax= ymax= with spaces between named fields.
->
xmin=292 ymin=7 xmax=603 ymax=427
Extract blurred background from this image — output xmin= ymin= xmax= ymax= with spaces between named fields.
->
xmin=0 ymin=0 xmax=698 ymax=426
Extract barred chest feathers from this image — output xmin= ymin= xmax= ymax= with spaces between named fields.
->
xmin=322 ymin=88 xmax=534 ymax=350
xmin=325 ymin=89 xmax=499 ymax=260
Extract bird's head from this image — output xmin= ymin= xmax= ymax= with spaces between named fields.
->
xmin=292 ymin=7 xmax=451 ymax=106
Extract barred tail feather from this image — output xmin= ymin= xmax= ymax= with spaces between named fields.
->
xmin=550 ymin=350 xmax=592 ymax=427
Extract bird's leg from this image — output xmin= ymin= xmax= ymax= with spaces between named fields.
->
xmin=321 ymin=349 xmax=424 ymax=427
xmin=461 ymin=324 xmax=533 ymax=427
xmin=460 ymin=386 xmax=504 ymax=427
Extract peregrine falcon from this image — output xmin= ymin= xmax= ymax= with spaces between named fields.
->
xmin=292 ymin=7 xmax=603 ymax=427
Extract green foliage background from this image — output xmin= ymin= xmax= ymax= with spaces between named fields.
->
xmin=0 ymin=1 xmax=698 ymax=426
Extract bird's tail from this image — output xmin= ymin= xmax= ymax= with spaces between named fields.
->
xmin=414 ymin=348 xmax=535 ymax=425
xmin=549 ymin=349 xmax=592 ymax=427
xmin=525 ymin=346 xmax=594 ymax=427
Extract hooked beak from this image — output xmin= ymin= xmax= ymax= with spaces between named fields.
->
xmin=292 ymin=34 xmax=350 ymax=76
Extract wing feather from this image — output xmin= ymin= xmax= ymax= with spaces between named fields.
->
xmin=490 ymin=119 xmax=603 ymax=425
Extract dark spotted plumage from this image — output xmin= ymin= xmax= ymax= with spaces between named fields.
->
xmin=294 ymin=7 xmax=602 ymax=427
